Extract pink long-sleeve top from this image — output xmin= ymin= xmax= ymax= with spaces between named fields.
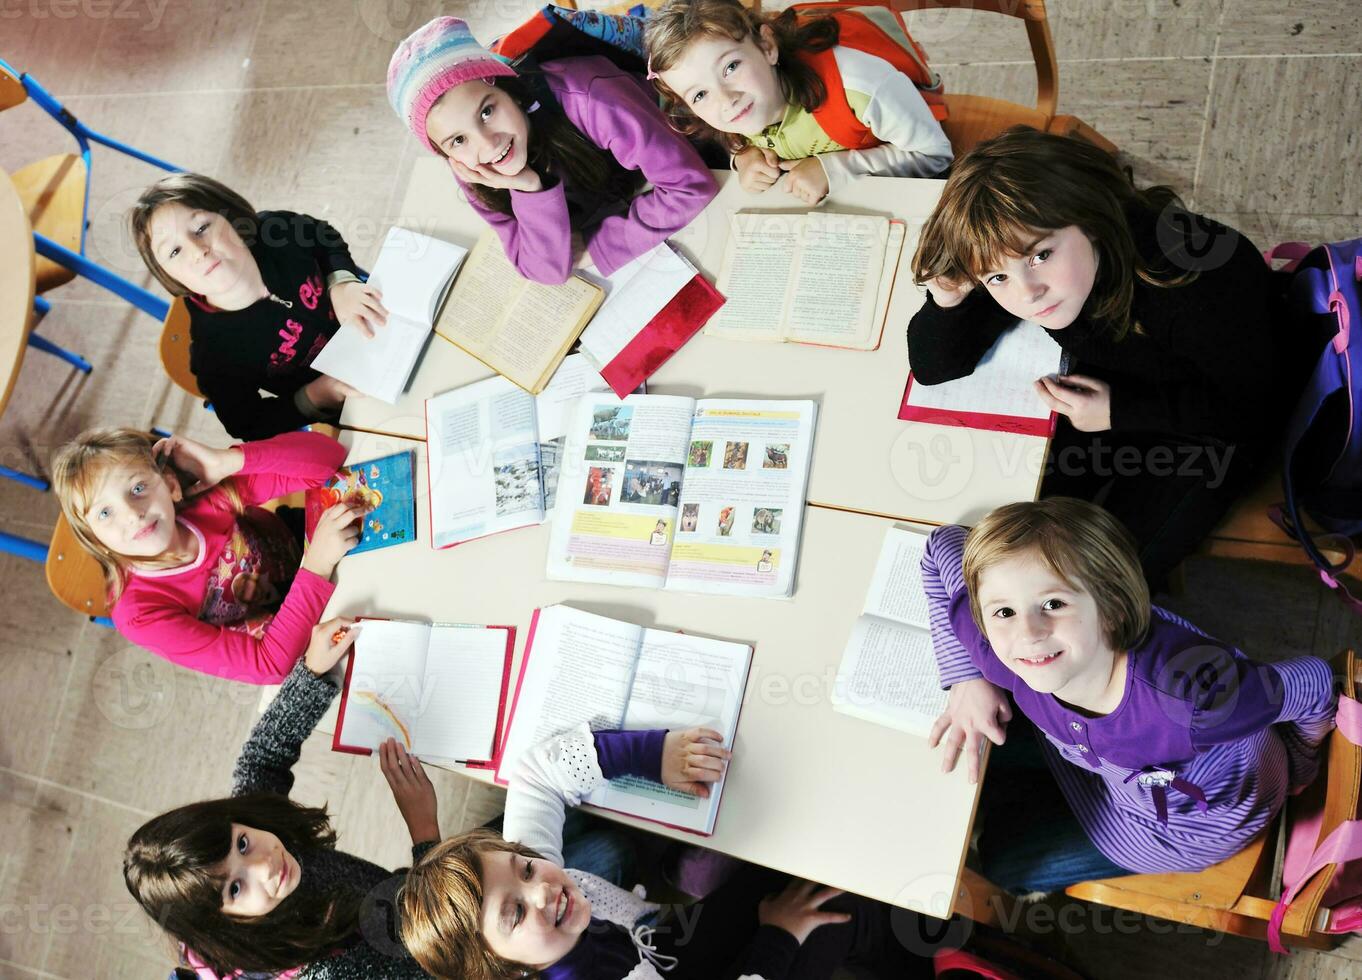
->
xmin=111 ymin=431 xmax=347 ymax=684
xmin=461 ymin=56 xmax=718 ymax=285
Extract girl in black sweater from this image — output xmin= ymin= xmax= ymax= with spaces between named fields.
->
xmin=131 ymin=174 xmax=389 ymax=440
xmin=906 ymin=126 xmax=1305 ymax=586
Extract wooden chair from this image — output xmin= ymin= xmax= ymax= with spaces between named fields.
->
xmin=890 ymin=0 xmax=1117 ymax=156
xmin=158 ymin=297 xmax=205 ymax=400
xmin=46 ymin=513 xmax=111 ymax=620
xmin=1063 ymin=648 xmax=1360 ymax=948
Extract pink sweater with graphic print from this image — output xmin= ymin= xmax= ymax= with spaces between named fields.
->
xmin=111 ymin=431 xmax=347 ymax=684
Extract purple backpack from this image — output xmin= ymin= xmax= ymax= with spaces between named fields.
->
xmin=1268 ymin=239 xmax=1362 ymax=610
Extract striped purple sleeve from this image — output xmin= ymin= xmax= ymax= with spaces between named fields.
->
xmin=1272 ymin=657 xmax=1338 ymax=779
xmin=922 ymin=525 xmax=986 ymax=689
xmin=592 ymin=729 xmax=666 ymax=783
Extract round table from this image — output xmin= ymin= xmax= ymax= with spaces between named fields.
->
xmin=0 ymin=167 xmax=36 ymax=420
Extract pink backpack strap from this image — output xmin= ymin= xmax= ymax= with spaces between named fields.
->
xmin=1269 ymin=695 xmax=1362 ymax=952
xmin=1264 ymin=241 xmax=1315 ymax=273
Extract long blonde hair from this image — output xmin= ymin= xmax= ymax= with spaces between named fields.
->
xmin=398 ymin=829 xmax=543 ymax=980
xmin=962 ymin=497 xmax=1150 ymax=652
xmin=912 ymin=126 xmax=1195 ymax=341
xmin=51 ymin=429 xmax=240 ymax=601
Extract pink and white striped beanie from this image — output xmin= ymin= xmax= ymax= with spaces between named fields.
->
xmin=386 ymin=16 xmax=517 ymax=153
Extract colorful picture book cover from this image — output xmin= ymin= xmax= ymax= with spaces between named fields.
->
xmin=305 ymin=450 xmax=417 ymax=554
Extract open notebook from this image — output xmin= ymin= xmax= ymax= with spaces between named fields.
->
xmin=332 ymin=620 xmax=514 ymax=767
xmin=311 ymin=227 xmax=467 ymax=404
xmin=900 ymin=320 xmax=1065 ymax=436
xmin=832 ymin=526 xmax=948 ymax=737
xmin=495 ymin=604 xmax=752 ymax=836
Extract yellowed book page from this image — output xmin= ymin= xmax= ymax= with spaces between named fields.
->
xmin=485 ymin=276 xmax=602 ymax=392
xmin=786 ymin=212 xmax=888 ymax=349
xmin=435 ymin=233 xmax=519 ymax=354
xmin=706 ymin=212 xmax=801 ymax=342
xmin=851 ymin=220 xmax=906 ymax=353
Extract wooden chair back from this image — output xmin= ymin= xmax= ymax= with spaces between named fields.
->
xmin=159 ymin=296 xmax=204 ymax=399
xmin=0 ymin=64 xmax=26 ymax=112
xmin=46 ymin=513 xmax=111 ymax=619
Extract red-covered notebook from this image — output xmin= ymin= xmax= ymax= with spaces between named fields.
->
xmin=578 ymin=243 xmax=726 ymax=399
xmin=492 ymin=604 xmax=752 ymax=837
xmin=332 ymin=619 xmax=514 ymax=768
xmin=898 ymin=321 xmax=1065 ymax=437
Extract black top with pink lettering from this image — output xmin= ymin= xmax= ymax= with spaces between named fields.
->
xmin=187 ymin=211 xmax=363 ymax=440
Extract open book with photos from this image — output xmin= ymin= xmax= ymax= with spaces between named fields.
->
xmin=706 ymin=211 xmax=906 ymax=351
xmin=545 ymin=394 xmax=817 ymax=597
xmin=494 ymin=604 xmax=752 ymax=836
xmin=832 ymin=526 xmax=948 ymax=737
xmin=423 ymin=355 xmax=625 ymax=549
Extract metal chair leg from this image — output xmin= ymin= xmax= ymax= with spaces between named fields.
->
xmin=32 ymin=232 xmax=169 ymax=321
xmin=0 ymin=528 xmax=48 ymax=560
xmin=27 ymin=329 xmax=93 ymax=373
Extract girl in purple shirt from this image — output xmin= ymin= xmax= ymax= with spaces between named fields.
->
xmin=388 ymin=16 xmax=717 ymax=285
xmin=923 ymin=497 xmax=1336 ymax=894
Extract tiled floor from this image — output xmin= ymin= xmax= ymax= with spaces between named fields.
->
xmin=1 ymin=0 xmax=1360 ymax=976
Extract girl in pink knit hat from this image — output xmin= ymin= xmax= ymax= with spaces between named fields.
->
xmin=388 ymin=15 xmax=717 ymax=285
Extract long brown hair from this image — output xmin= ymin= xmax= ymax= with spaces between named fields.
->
xmin=912 ymin=126 xmax=1195 ymax=341
xmin=454 ymin=72 xmax=641 ymax=218
xmin=125 ymin=794 xmax=361 ymax=976
xmin=398 ymin=829 xmax=544 ymax=980
xmin=51 ymin=428 xmax=242 ymax=602
xmin=644 ymin=0 xmax=839 ymax=153
xmin=129 ymin=173 xmax=260 ymax=297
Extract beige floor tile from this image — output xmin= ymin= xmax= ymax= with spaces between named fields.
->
xmin=1219 ymin=0 xmax=1362 ymax=57
xmin=1196 ymin=212 xmax=1362 ymax=251
xmin=908 ymin=0 xmax=1225 ymax=66
xmin=1261 ymin=947 xmax=1361 ymax=979
xmin=89 ymin=0 xmax=263 ymax=96
xmin=940 ymin=56 xmax=1210 ymax=195
xmin=41 ymin=627 xmax=259 ymax=812
xmin=0 ymin=3 xmax=110 ymax=98
xmin=1194 ymin=55 xmax=1362 ymax=217
xmin=458 ymin=778 xmax=507 ymax=833
xmin=0 ymin=552 xmax=88 ymax=659
xmin=1325 ymin=930 xmax=1362 ymax=961
xmin=0 ymin=643 xmax=77 ymax=779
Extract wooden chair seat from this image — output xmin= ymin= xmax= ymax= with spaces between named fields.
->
xmin=939 ymin=93 xmax=1051 ymax=159
xmin=10 ymin=152 xmax=86 ymax=293
xmin=1199 ymin=466 xmax=1353 ymax=570
xmin=158 ymin=296 xmax=204 ymax=399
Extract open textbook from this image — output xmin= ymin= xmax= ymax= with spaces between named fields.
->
xmin=311 ymin=227 xmax=468 ymax=404
xmin=495 ymin=604 xmax=752 ymax=836
xmin=900 ymin=320 xmax=1066 ymax=437
xmin=423 ymin=356 xmax=622 ymax=549
xmin=706 ymin=211 xmax=905 ymax=351
xmin=435 ymin=230 xmax=604 ymax=393
xmin=546 ymin=394 xmax=818 ymax=597
xmin=832 ymin=526 xmax=949 ymax=737
xmin=333 ymin=620 xmax=514 ymax=766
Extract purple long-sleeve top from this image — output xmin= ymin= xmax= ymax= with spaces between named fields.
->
xmin=922 ymin=524 xmax=1337 ymax=873
xmin=460 ymin=56 xmax=718 ymax=285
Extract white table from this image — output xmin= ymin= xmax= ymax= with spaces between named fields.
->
xmin=340 ymin=159 xmax=1047 ymax=526
xmin=318 ymin=429 xmax=983 ymax=919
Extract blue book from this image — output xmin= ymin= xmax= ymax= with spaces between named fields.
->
xmin=305 ymin=450 xmax=417 ymax=554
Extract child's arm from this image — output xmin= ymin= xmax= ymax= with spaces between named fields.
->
xmin=814 ymin=48 xmax=953 ymax=195
xmin=1190 ymin=651 xmax=1337 ymax=754
xmin=290 ymin=211 xmax=365 ymax=285
xmin=228 ymin=621 xmax=356 ymax=795
xmin=504 ymin=725 xmax=667 ymax=865
xmin=922 ymin=525 xmax=1014 ymax=689
xmin=570 ymin=71 xmax=719 ymax=277
xmin=197 ymin=369 xmax=320 ymax=441
xmin=225 ymin=429 xmax=347 ymax=508
xmin=461 ymin=174 xmax=576 ymax=286
xmin=906 ymin=288 xmax=1019 ymax=385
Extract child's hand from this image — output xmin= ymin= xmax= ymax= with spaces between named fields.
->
xmin=152 ymin=435 xmax=244 ymax=497
xmin=330 ymin=280 xmax=388 ymax=338
xmin=928 ymin=678 xmax=1011 ymax=784
xmin=734 ymin=145 xmax=781 ymax=193
xmin=1034 ymin=374 xmax=1112 ymax=432
xmin=447 ymin=155 xmax=543 ymax=194
xmin=758 ymin=879 xmax=851 ymax=945
xmin=303 ymin=374 xmax=359 ymax=412
xmin=661 ymin=727 xmax=731 ymax=798
xmin=925 ymin=276 xmax=974 ymax=309
xmin=303 ymin=616 xmax=359 ymax=675
xmin=301 ymin=502 xmax=364 ymax=578
xmin=778 ymin=157 xmax=829 ymax=206
xmin=380 ymin=738 xmax=441 ymax=845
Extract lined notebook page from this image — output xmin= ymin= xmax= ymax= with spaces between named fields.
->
xmin=416 ymin=626 xmax=509 ymax=762
xmin=906 ymin=320 xmax=1062 ymax=420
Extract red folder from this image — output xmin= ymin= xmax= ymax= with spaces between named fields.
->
xmin=597 ymin=275 xmax=726 ymax=398
xmin=898 ymin=371 xmax=1058 ymax=438
xmin=332 ymin=620 xmax=516 ymax=770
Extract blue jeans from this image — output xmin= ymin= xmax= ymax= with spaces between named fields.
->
xmin=977 ymin=717 xmax=1131 ymax=894
xmin=482 ymin=808 xmax=639 ymax=886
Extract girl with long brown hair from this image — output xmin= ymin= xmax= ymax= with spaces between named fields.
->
xmin=908 ymin=126 xmax=1308 ymax=587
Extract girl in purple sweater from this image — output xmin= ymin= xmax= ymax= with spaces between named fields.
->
xmin=923 ymin=497 xmax=1336 ymax=894
xmin=387 ymin=16 xmax=717 ymax=285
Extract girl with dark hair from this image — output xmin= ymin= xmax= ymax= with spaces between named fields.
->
xmin=130 ymin=173 xmax=389 ymax=441
xmin=907 ymin=126 xmax=1310 ymax=586
xmin=386 ymin=16 xmax=717 ymax=286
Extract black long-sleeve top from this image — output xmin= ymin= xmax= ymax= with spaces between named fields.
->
xmin=187 ymin=211 xmax=363 ymax=440
xmin=905 ymin=206 xmax=1292 ymax=446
